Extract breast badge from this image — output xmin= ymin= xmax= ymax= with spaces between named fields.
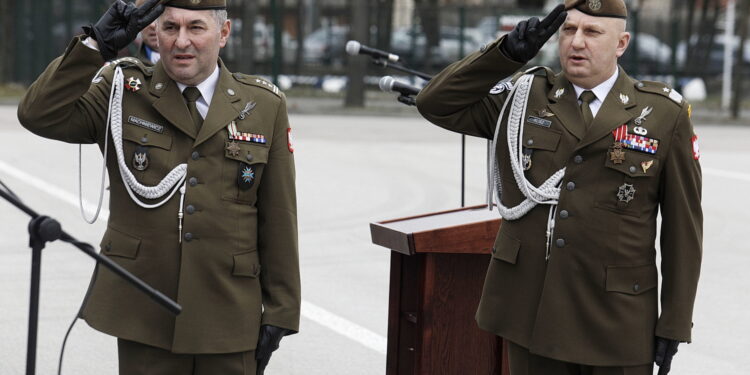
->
xmin=238 ymin=101 xmax=257 ymax=120
xmin=132 ymin=146 xmax=149 ymax=171
xmin=225 ymin=141 xmax=241 ymax=157
xmin=609 ymin=142 xmax=626 ymax=164
xmin=617 ymin=183 xmax=636 ymax=203
xmin=612 ymin=124 xmax=659 ymax=155
xmin=227 ymin=121 xmax=266 ymax=144
xmin=238 ymin=163 xmax=256 ymax=191
xmin=641 ymin=160 xmax=654 ymax=173
xmin=554 ymin=88 xmax=565 ymax=99
xmin=125 ymin=77 xmax=142 ymax=92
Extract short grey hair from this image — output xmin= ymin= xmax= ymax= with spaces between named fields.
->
xmin=213 ymin=10 xmax=228 ymax=27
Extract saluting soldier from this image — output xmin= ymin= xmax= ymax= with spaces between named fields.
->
xmin=416 ymin=0 xmax=702 ymax=374
xmin=17 ymin=1 xmax=300 ymax=374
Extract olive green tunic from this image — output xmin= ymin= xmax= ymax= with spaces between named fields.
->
xmin=18 ymin=36 xmax=300 ymax=354
xmin=416 ymin=38 xmax=702 ymax=366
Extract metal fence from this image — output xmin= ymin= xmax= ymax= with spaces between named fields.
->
xmin=2 ymin=0 xmax=749 ymax=111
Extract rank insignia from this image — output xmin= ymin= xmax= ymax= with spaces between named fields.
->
xmin=617 ymin=183 xmax=636 ymax=203
xmin=227 ymin=121 xmax=267 ymax=144
xmin=612 ymin=124 xmax=659 ymax=155
xmin=125 ymin=77 xmax=142 ymax=92
xmin=641 ymin=160 xmax=654 ymax=173
xmin=609 ymin=142 xmax=626 ymax=164
xmin=226 ymin=141 xmax=241 ymax=157
xmin=619 ymin=93 xmax=630 ymax=105
xmin=132 ymin=146 xmax=149 ymax=171
xmin=554 ymin=88 xmax=565 ymax=99
xmin=238 ymin=163 xmax=255 ymax=190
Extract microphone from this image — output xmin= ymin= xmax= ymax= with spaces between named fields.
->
xmin=379 ymin=76 xmax=421 ymax=97
xmin=346 ymin=40 xmax=400 ymax=63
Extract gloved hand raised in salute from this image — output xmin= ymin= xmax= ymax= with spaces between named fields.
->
xmin=500 ymin=4 xmax=568 ymax=63
xmin=83 ymin=0 xmax=165 ymax=61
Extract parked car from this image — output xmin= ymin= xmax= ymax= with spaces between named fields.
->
xmin=303 ymin=25 xmax=350 ymax=66
xmin=620 ymin=33 xmax=673 ymax=74
xmin=390 ymin=26 xmax=483 ymax=67
xmin=676 ymin=33 xmax=750 ymax=76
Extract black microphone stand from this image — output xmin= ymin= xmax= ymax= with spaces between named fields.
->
xmin=0 ymin=183 xmax=182 ymax=375
xmin=371 ymin=58 xmax=433 ymax=81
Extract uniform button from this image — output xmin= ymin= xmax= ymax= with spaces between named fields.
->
xmin=633 ymin=283 xmax=640 ymax=292
xmin=191 ymin=151 xmax=200 ymax=160
xmin=140 ymin=136 xmax=148 ymax=143
xmin=189 ymin=177 xmax=198 ymax=187
xmin=566 ymin=182 xmax=576 ymax=191
xmin=246 ymin=153 xmax=254 ymax=162
xmin=574 ymin=155 xmax=583 ymax=164
xmin=556 ymin=239 xmax=566 ymax=248
xmin=184 ymin=232 xmax=193 ymax=242
xmin=527 ymin=139 xmax=534 ymax=146
xmin=559 ymin=210 xmax=569 ymax=219
xmin=629 ymin=166 xmax=637 ymax=173
xmin=186 ymin=205 xmax=195 ymax=214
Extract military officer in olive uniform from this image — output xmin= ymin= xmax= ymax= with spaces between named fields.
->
xmin=416 ymin=1 xmax=702 ymax=374
xmin=17 ymin=1 xmax=300 ymax=374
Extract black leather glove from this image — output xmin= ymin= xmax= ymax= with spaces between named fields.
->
xmin=83 ymin=0 xmax=165 ymax=61
xmin=500 ymin=4 xmax=567 ymax=63
xmin=256 ymin=324 xmax=292 ymax=375
xmin=655 ymin=337 xmax=680 ymax=375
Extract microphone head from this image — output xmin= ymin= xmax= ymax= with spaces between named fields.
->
xmin=379 ymin=76 xmax=394 ymax=92
xmin=345 ymin=40 xmax=361 ymax=56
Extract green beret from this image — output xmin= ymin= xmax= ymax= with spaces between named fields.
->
xmin=564 ymin=0 xmax=627 ymax=19
xmin=163 ymin=0 xmax=227 ymax=10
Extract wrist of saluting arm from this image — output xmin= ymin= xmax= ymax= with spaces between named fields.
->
xmin=82 ymin=36 xmax=100 ymax=51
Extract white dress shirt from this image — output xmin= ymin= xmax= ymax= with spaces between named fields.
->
xmin=177 ymin=65 xmax=220 ymax=120
xmin=572 ymin=67 xmax=619 ymax=118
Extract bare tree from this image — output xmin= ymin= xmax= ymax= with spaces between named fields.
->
xmin=732 ymin=0 xmax=750 ymax=119
xmin=414 ymin=0 xmax=439 ymax=70
xmin=375 ymin=0 xmax=395 ymax=51
xmin=345 ymin=1 xmax=368 ymax=107
xmin=241 ymin=0 xmax=258 ymax=74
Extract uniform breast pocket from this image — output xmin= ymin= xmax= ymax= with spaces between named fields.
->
xmin=121 ymin=124 xmax=174 ymax=186
xmin=595 ymin=151 xmax=660 ymax=217
xmin=221 ymin=142 xmax=269 ymax=204
xmin=522 ymin=125 xmax=562 ymax=184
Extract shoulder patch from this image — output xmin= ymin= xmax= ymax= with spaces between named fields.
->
xmin=233 ymin=73 xmax=281 ymax=97
xmin=635 ymin=80 xmax=684 ymax=106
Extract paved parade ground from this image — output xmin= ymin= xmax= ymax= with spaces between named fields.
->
xmin=1 ymin=103 xmax=749 ymax=374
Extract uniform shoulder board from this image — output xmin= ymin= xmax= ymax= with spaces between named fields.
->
xmin=635 ymin=80 xmax=684 ymax=106
xmin=233 ymin=73 xmax=282 ymax=97
xmin=92 ymin=57 xmax=152 ymax=84
xmin=523 ymin=65 xmax=555 ymax=84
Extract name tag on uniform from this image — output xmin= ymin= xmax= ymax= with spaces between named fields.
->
xmin=128 ymin=116 xmax=164 ymax=133
xmin=527 ymin=116 xmax=552 ymax=128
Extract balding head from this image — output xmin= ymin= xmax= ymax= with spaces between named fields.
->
xmin=558 ymin=9 xmax=630 ymax=88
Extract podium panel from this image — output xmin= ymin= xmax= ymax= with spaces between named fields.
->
xmin=371 ymin=206 xmax=509 ymax=375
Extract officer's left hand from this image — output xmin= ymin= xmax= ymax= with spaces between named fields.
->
xmin=83 ymin=0 xmax=165 ymax=61
xmin=500 ymin=4 xmax=567 ymax=63
xmin=655 ymin=336 xmax=680 ymax=375
xmin=256 ymin=324 xmax=291 ymax=374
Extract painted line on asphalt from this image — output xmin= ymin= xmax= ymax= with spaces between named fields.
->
xmin=704 ymin=168 xmax=750 ymax=183
xmin=0 ymin=159 xmax=388 ymax=354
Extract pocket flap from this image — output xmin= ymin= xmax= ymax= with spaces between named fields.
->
xmin=606 ymin=264 xmax=657 ymax=295
xmin=491 ymin=230 xmax=520 ymax=264
xmin=233 ymin=251 xmax=261 ymax=278
xmin=100 ymin=227 xmax=141 ymax=259
xmin=523 ymin=125 xmax=561 ymax=151
xmin=604 ymin=151 xmax=659 ymax=178
xmin=225 ymin=142 xmax=269 ymax=165
xmin=123 ymin=124 xmax=172 ymax=150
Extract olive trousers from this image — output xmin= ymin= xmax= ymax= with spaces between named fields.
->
xmin=508 ymin=341 xmax=654 ymax=375
xmin=118 ymin=339 xmax=257 ymax=375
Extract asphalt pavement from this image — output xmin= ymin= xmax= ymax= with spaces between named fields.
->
xmin=1 ymin=103 xmax=749 ymax=374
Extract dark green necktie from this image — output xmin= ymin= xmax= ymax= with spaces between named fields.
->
xmin=579 ymin=90 xmax=597 ymax=129
xmin=182 ymin=86 xmax=203 ymax=132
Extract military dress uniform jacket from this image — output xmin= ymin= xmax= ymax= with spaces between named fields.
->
xmin=416 ymin=38 xmax=702 ymax=367
xmin=17 ymin=36 xmax=301 ymax=354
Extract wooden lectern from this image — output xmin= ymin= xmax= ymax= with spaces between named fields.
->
xmin=370 ymin=205 xmax=510 ymax=375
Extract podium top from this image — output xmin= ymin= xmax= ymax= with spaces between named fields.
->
xmin=370 ymin=205 xmax=502 ymax=255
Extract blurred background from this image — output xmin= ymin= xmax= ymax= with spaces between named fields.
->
xmin=1 ymin=0 xmax=750 ymax=119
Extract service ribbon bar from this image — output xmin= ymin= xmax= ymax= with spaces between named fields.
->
xmin=613 ymin=125 xmax=659 ymax=155
xmin=227 ymin=121 xmax=267 ymax=144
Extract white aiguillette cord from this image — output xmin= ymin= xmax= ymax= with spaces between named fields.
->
xmin=486 ymin=73 xmax=566 ymax=260
xmin=79 ymin=65 xmax=188 ymax=224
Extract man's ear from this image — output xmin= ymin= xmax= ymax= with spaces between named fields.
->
xmin=219 ymin=20 xmax=231 ymax=48
xmin=616 ymin=31 xmax=631 ymax=58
